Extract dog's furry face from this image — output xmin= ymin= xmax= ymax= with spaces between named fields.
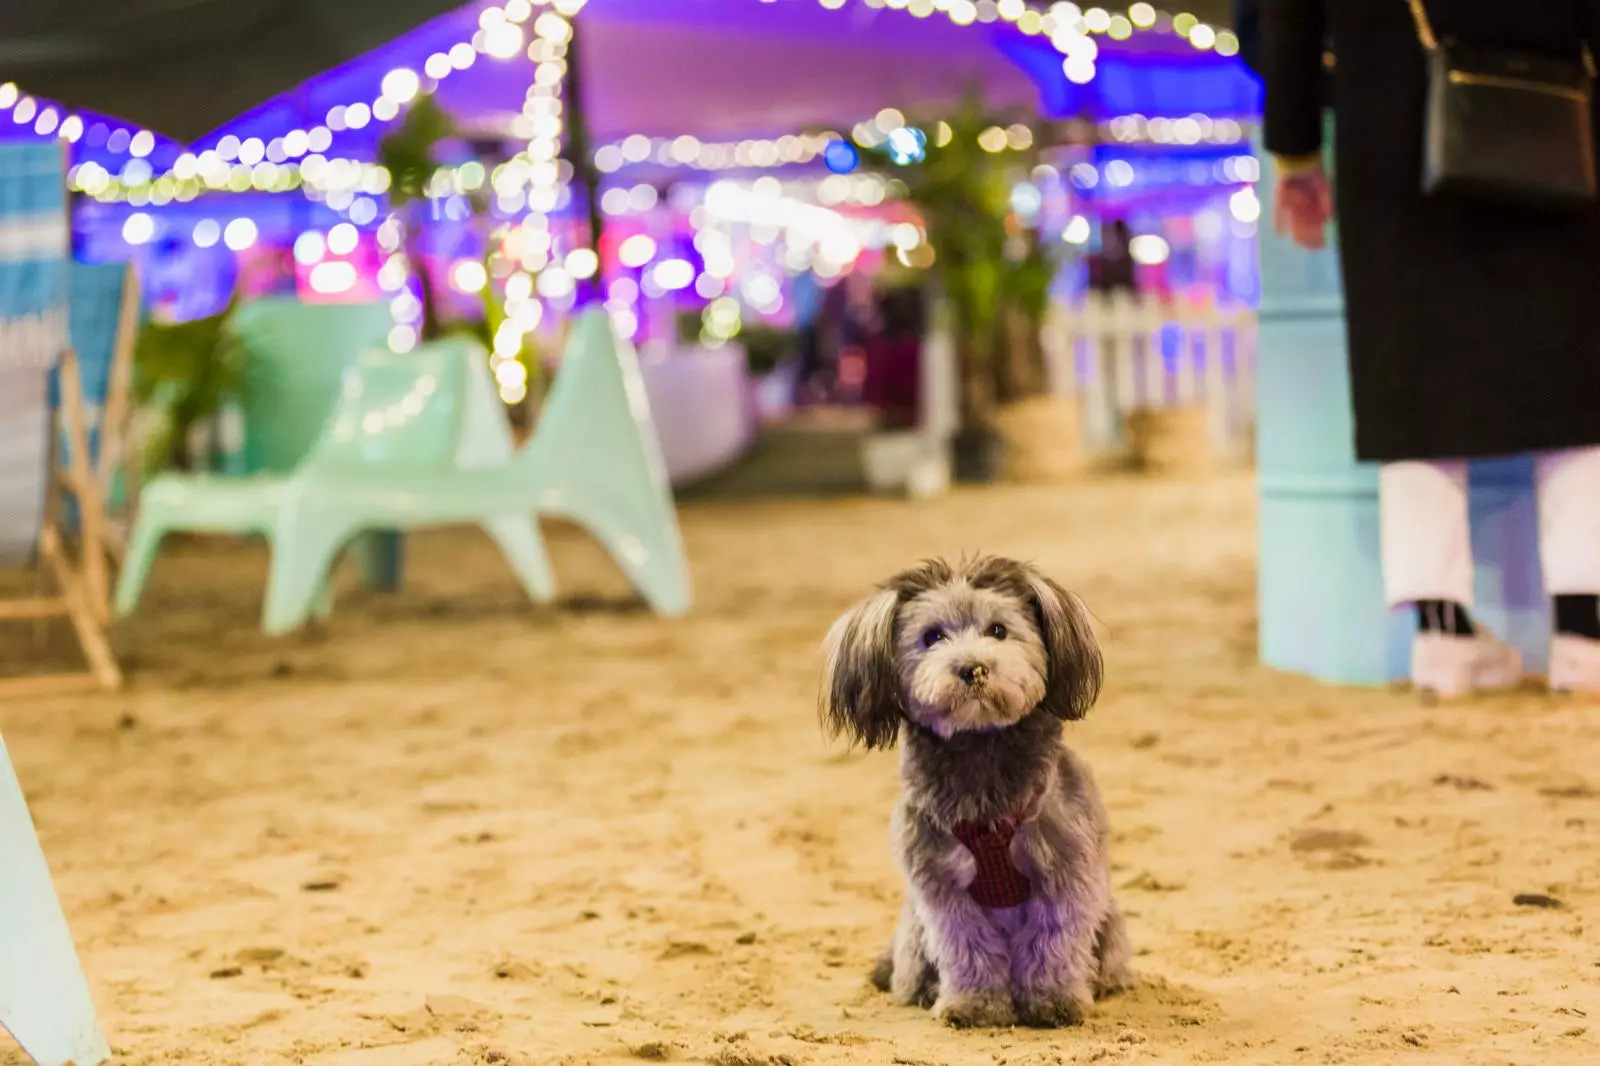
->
xmin=821 ymin=556 xmax=1102 ymax=748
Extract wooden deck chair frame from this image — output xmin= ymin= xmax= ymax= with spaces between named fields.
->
xmin=0 ymin=265 xmax=137 ymax=700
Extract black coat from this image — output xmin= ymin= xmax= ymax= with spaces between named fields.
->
xmin=1261 ymin=0 xmax=1600 ymax=462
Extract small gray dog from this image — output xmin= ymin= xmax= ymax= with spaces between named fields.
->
xmin=820 ymin=555 xmax=1133 ymax=1029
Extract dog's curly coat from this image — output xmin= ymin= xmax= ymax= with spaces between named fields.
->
xmin=820 ymin=555 xmax=1133 ymax=1029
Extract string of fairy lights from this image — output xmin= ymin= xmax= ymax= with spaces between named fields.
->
xmin=28 ymin=0 xmax=1239 ymax=203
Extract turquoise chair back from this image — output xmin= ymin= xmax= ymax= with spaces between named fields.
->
xmin=307 ymin=337 xmax=474 ymax=475
xmin=230 ymin=299 xmax=393 ymax=474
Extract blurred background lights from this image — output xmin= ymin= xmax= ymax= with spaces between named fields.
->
xmin=565 ymin=248 xmax=599 ymax=279
xmin=886 ymin=126 xmax=926 ymax=165
xmin=1128 ymin=233 xmax=1170 ymax=265
xmin=483 ymin=21 xmax=525 ymax=58
xmin=451 ymin=259 xmax=489 ymax=292
xmin=192 ymin=219 xmax=221 ymax=248
xmin=308 ymin=260 xmax=358 ymax=295
xmin=823 ymin=140 xmax=859 ymax=174
xmin=1063 ymin=215 xmax=1092 ymax=244
xmin=381 ymin=68 xmax=420 ymax=104
xmin=388 ymin=324 xmax=418 ymax=353
xmin=121 ymin=212 xmax=154 ymax=245
xmin=293 ymin=230 xmax=326 ymax=265
xmin=650 ymin=258 xmax=695 ymax=292
xmin=618 ymin=234 xmax=658 ymax=268
xmin=1229 ymin=186 xmax=1262 ymax=223
xmin=536 ymin=267 xmax=575 ymax=299
xmin=222 ymin=217 xmax=257 ymax=251
xmin=326 ymin=222 xmax=360 ymax=256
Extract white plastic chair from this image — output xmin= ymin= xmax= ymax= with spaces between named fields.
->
xmin=0 ymin=734 xmax=111 ymax=1066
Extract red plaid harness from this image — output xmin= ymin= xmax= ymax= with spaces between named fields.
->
xmin=951 ymin=789 xmax=1044 ymax=910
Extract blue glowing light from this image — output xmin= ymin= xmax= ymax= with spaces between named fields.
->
xmin=823 ymin=140 xmax=859 ymax=174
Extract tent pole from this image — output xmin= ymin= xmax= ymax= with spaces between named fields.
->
xmin=561 ymin=16 xmax=604 ymax=306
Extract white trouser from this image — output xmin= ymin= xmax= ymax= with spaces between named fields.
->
xmin=1380 ymin=447 xmax=1600 ymax=607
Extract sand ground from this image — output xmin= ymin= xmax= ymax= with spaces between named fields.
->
xmin=1 ymin=472 xmax=1596 ymax=1066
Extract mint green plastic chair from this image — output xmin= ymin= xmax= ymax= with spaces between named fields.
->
xmin=115 ymin=309 xmax=690 ymax=634
xmin=115 ymin=336 xmax=556 ymax=634
xmin=230 ymin=298 xmax=394 ymax=474
xmin=519 ymin=308 xmax=690 ymax=618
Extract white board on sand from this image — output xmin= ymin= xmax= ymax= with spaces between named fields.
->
xmin=0 ymin=734 xmax=111 ymax=1066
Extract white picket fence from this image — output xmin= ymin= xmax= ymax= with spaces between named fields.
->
xmin=1044 ymin=292 xmax=1258 ymax=462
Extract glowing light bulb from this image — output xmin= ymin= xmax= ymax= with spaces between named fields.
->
xmin=294 ymin=230 xmax=327 ymax=265
xmin=309 ymin=261 xmax=358 ymax=294
xmin=533 ymin=12 xmax=572 ymax=42
xmin=327 ymin=222 xmax=360 ymax=256
xmin=122 ymin=213 xmax=154 ymax=245
xmin=389 ymin=325 xmax=418 ymax=353
xmin=382 ymin=68 xmax=420 ymax=103
xmin=452 ymin=259 xmax=488 ymax=292
xmin=1062 ymin=56 xmax=1100 ymax=82
xmin=565 ymin=248 xmax=599 ymax=279
xmin=618 ymin=234 xmax=657 ymax=268
xmin=1128 ymin=234 xmax=1169 ymax=265
xmin=1229 ymin=187 xmax=1262 ymax=223
xmin=193 ymin=219 xmax=221 ymax=247
xmin=484 ymin=22 xmax=525 ymax=58
xmin=223 ymin=218 xmax=258 ymax=251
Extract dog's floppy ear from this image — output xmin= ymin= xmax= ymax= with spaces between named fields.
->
xmin=819 ymin=588 xmax=904 ymax=750
xmin=1026 ymin=571 xmax=1103 ymax=721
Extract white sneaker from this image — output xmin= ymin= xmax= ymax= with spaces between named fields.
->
xmin=1411 ymin=631 xmax=1523 ymax=699
xmin=1549 ymin=634 xmax=1600 ymax=694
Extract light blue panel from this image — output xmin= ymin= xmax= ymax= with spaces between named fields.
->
xmin=0 ymin=139 xmax=68 ymax=565
xmin=1254 ymin=118 xmax=1409 ymax=685
xmin=1255 ymin=122 xmax=1546 ymax=684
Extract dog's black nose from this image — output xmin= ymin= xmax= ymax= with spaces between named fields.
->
xmin=957 ymin=663 xmax=990 ymax=686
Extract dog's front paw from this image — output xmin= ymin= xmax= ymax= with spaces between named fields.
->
xmin=1094 ymin=965 xmax=1137 ymax=1000
xmin=1017 ymin=990 xmax=1090 ymax=1029
xmin=934 ymin=990 xmax=1015 ymax=1029
xmin=870 ymin=951 xmax=894 ymax=993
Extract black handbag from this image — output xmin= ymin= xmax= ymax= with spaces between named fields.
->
xmin=1407 ymin=0 xmax=1598 ymax=210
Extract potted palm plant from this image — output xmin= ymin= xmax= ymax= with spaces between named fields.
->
xmin=876 ymin=99 xmax=1070 ymax=483
xmin=132 ymin=297 xmax=243 ymax=474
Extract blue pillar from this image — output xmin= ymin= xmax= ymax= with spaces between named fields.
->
xmin=1255 ymin=124 xmax=1546 ymax=684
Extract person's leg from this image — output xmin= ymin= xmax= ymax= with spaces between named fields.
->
xmin=1381 ymin=459 xmax=1521 ymax=696
xmin=1534 ymin=447 xmax=1600 ymax=691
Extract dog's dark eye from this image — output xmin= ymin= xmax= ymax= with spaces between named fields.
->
xmin=921 ymin=628 xmax=946 ymax=649
xmin=987 ymin=623 xmax=1008 ymax=640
